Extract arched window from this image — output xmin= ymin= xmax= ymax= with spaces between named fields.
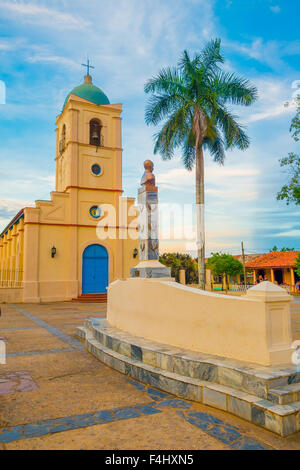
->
xmin=59 ymin=124 xmax=66 ymax=153
xmin=90 ymin=119 xmax=102 ymax=146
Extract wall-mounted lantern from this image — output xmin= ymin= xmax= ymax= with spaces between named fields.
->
xmin=133 ymin=248 xmax=138 ymax=259
xmin=51 ymin=246 xmax=57 ymax=258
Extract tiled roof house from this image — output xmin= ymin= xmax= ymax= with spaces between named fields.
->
xmin=245 ymin=251 xmax=300 ymax=288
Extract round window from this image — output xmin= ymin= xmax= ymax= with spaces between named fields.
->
xmin=89 ymin=206 xmax=101 ymax=219
xmin=91 ymin=164 xmax=101 ymax=176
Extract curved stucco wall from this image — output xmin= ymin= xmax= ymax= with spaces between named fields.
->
xmin=107 ymin=279 xmax=293 ymax=366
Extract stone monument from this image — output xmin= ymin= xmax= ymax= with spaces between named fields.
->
xmin=130 ymin=160 xmax=171 ymax=279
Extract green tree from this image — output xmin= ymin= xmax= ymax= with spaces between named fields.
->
xmin=206 ymin=252 xmax=243 ymax=291
xmin=290 ymin=97 xmax=300 ymax=142
xmin=277 ymin=97 xmax=300 ymax=205
xmin=277 ymin=153 xmax=300 ymax=205
xmin=295 ymin=253 xmax=300 ymax=277
xmin=269 ymin=246 xmax=294 ymax=252
xmin=144 ymin=39 xmax=257 ymax=290
xmin=159 ymin=253 xmax=198 ymax=284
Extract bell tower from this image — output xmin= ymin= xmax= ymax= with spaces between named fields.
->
xmin=55 ymin=72 xmax=123 ymax=195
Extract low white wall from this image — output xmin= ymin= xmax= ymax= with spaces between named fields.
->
xmin=107 ymin=279 xmax=293 ymax=366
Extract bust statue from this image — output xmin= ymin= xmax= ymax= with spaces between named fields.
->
xmin=141 ymin=160 xmax=156 ymax=187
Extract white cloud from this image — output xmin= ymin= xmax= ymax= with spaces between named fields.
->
xmin=13 ymin=175 xmax=55 ymax=188
xmin=61 ymin=0 xmax=214 ymax=98
xmin=157 ymin=165 xmax=260 ymax=202
xmin=242 ymin=77 xmax=296 ymax=123
xmin=0 ymin=37 xmax=26 ymax=51
xmin=0 ymin=40 xmax=15 ymax=51
xmin=0 ymin=170 xmax=55 ymax=213
xmin=225 ymin=37 xmax=300 ymax=71
xmin=274 ymin=230 xmax=300 ymax=238
xmin=247 ymin=103 xmax=293 ymax=123
xmin=270 ymin=5 xmax=281 ymax=13
xmin=0 ymin=1 xmax=89 ymax=29
xmin=226 ymin=38 xmax=264 ymax=61
xmin=0 ymin=0 xmax=298 ymax=253
xmin=0 ymin=179 xmax=54 ymax=231
xmin=27 ymin=55 xmax=79 ymax=69
xmin=206 ymin=187 xmax=258 ymax=201
xmin=0 ymin=197 xmax=34 ymax=217
xmin=0 ymin=0 xmax=216 ymax=104
xmin=159 ymin=223 xmax=251 ymax=256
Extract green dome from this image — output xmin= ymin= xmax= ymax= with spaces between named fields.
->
xmin=63 ymin=75 xmax=110 ymax=110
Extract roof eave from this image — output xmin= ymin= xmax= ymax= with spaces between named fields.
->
xmin=0 ymin=208 xmax=24 ymax=238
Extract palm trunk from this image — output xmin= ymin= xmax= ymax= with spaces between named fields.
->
xmin=196 ymin=144 xmax=205 ymax=290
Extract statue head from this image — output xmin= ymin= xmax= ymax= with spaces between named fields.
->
xmin=141 ymin=159 xmax=155 ymax=187
xmin=144 ymin=160 xmax=154 ymax=172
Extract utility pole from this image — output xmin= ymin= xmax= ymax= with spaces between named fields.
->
xmin=241 ymin=241 xmax=247 ymax=290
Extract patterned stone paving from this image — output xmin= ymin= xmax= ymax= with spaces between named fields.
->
xmin=7 ymin=348 xmax=74 ymax=358
xmin=0 ymin=301 xmax=299 ymax=450
xmin=0 ymin=390 xmax=269 ymax=449
xmin=0 ymin=327 xmax=38 ymax=332
xmin=12 ymin=305 xmax=85 ymax=352
xmin=0 ymin=370 xmax=269 ymax=449
xmin=0 ymin=371 xmax=38 ymax=395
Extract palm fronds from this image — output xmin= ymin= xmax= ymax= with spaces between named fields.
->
xmin=144 ymin=38 xmax=257 ymax=168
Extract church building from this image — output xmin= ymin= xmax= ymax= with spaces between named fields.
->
xmin=0 ymin=72 xmax=139 ymax=303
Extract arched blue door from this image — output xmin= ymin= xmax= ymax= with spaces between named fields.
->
xmin=82 ymin=244 xmax=108 ymax=294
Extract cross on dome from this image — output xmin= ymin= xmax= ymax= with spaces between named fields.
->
xmin=81 ymin=57 xmax=95 ymax=76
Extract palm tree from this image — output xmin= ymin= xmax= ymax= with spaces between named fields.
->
xmin=144 ymin=38 xmax=258 ymax=289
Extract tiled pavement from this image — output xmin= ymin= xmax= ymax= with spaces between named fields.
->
xmin=0 ymin=301 xmax=300 ymax=450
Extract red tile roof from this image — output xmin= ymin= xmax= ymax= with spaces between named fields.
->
xmin=246 ymin=251 xmax=300 ymax=269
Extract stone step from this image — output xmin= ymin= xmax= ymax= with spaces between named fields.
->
xmin=83 ymin=318 xmax=300 ymax=399
xmin=76 ymin=325 xmax=300 ymax=437
xmin=80 ymin=292 xmax=107 ymax=297
xmin=72 ymin=293 xmax=107 ymax=303
xmin=268 ymin=383 xmax=300 ymax=405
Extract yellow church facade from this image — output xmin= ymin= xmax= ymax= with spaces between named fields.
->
xmin=0 ymin=74 xmax=139 ymax=303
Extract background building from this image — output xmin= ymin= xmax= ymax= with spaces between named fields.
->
xmin=246 ymin=251 xmax=300 ymax=292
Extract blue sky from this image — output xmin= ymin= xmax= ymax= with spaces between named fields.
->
xmin=0 ymin=0 xmax=299 ymax=256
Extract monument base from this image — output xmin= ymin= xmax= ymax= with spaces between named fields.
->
xmin=130 ymin=260 xmax=171 ymax=279
xmin=77 ymin=318 xmax=300 ymax=437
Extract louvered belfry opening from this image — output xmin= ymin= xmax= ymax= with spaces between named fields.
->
xmin=90 ymin=118 xmax=102 ymax=146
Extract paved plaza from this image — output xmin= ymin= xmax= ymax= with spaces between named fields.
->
xmin=0 ymin=300 xmax=299 ymax=450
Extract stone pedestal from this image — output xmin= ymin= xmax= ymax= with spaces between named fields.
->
xmin=130 ymin=260 xmax=171 ymax=279
xmin=131 ymin=160 xmax=171 ymax=279
xmin=137 ymin=185 xmax=159 ymax=261
xmin=246 ymin=281 xmax=293 ymax=365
